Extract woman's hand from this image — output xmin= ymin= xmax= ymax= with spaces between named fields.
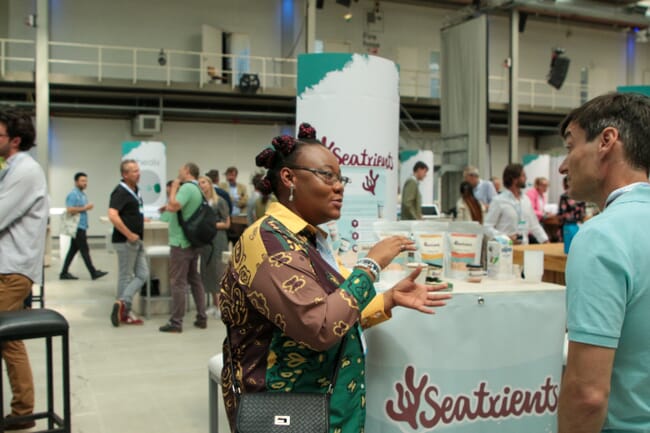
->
xmin=366 ymin=235 xmax=415 ymax=269
xmin=383 ymin=267 xmax=452 ymax=314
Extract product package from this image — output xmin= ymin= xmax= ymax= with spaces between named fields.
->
xmin=487 ymin=234 xmax=514 ymax=279
xmin=410 ymin=220 xmax=449 ymax=276
xmin=447 ymin=222 xmax=484 ymax=279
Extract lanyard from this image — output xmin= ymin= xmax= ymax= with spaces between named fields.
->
xmin=120 ymin=181 xmax=143 ymax=213
xmin=604 ymin=182 xmax=650 ymax=208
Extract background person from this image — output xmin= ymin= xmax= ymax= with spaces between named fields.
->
xmin=205 ymin=169 xmax=232 ymax=214
xmin=108 ymin=159 xmax=148 ymax=327
xmin=0 ymin=109 xmax=47 ymax=430
xmin=484 ymin=163 xmax=548 ymax=244
xmin=197 ymin=175 xmax=230 ymax=319
xmin=557 ymin=92 xmax=650 ymax=433
xmin=400 ymin=161 xmax=428 ymax=220
xmin=527 ymin=176 xmax=549 ymax=222
xmin=220 ymin=166 xmax=248 ymax=246
xmin=490 ymin=175 xmax=502 ymax=194
xmin=220 ymin=133 xmax=451 ymax=433
xmin=463 ymin=165 xmax=497 ymax=208
xmin=456 ymin=180 xmax=484 ymax=223
xmin=159 ymin=162 xmax=208 ymax=333
xmin=557 ymin=175 xmax=586 ymax=253
xmin=59 ymin=172 xmax=108 ymax=280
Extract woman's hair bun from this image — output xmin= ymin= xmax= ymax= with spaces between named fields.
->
xmin=255 ymin=147 xmax=276 ymax=169
xmin=271 ymin=135 xmax=296 ymax=156
xmin=298 ymin=122 xmax=317 ymax=140
xmin=257 ymin=177 xmax=273 ymax=195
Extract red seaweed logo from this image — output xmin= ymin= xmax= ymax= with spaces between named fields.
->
xmin=385 ymin=365 xmax=559 ymax=430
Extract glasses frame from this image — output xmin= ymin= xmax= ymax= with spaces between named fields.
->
xmin=288 ymin=165 xmax=351 ymax=186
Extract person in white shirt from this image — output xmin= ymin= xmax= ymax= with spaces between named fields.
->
xmin=484 ymin=163 xmax=548 ymax=244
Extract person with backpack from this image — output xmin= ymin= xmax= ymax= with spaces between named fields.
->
xmin=159 ymin=162 xmax=208 ymax=333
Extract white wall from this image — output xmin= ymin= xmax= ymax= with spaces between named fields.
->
xmin=49 ymin=117 xmax=285 ymax=236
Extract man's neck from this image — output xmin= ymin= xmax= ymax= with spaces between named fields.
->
xmin=508 ymin=186 xmax=521 ymax=198
xmin=123 ymin=179 xmax=137 ymax=189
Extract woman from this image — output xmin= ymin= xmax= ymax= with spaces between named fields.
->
xmin=197 ymin=175 xmax=230 ymax=317
xmin=557 ymin=176 xmax=586 ymax=253
xmin=219 ymin=129 xmax=451 ymax=433
xmin=456 ymin=180 xmax=484 ymax=224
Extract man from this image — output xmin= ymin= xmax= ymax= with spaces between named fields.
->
xmin=463 ymin=165 xmax=497 ymax=208
xmin=0 ymin=109 xmax=47 ymax=430
xmin=558 ymin=92 xmax=650 ymax=433
xmin=219 ymin=166 xmax=248 ymax=245
xmin=219 ymin=166 xmax=247 ymax=216
xmin=108 ymin=159 xmax=148 ymax=327
xmin=490 ymin=176 xmax=502 ymax=194
xmin=59 ymin=172 xmax=108 ymax=280
xmin=205 ymin=169 xmax=232 ymax=214
xmin=159 ymin=162 xmax=208 ymax=333
xmin=401 ymin=161 xmax=428 ymax=220
xmin=484 ymin=163 xmax=548 ymax=244
xmin=526 ymin=176 xmax=549 ymax=221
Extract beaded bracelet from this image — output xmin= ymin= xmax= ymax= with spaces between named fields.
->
xmin=355 ymin=257 xmax=381 ymax=281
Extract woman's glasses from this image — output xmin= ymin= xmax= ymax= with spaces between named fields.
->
xmin=289 ymin=166 xmax=351 ymax=186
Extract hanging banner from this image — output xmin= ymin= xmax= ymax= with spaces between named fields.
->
xmin=296 ymin=53 xmax=399 ymax=263
xmin=365 ymin=282 xmax=566 ymax=433
xmin=121 ymin=141 xmax=166 ymax=219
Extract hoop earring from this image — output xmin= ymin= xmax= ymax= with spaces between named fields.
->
xmin=289 ymin=184 xmax=294 ymax=202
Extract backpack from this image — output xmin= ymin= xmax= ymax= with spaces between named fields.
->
xmin=177 ymin=183 xmax=218 ymax=248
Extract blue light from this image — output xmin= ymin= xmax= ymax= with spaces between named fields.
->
xmin=283 ymin=0 xmax=294 ymax=17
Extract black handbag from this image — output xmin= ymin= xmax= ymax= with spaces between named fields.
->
xmin=227 ymin=329 xmax=347 ymax=433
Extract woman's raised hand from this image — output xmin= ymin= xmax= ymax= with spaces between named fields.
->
xmin=384 ymin=267 xmax=452 ymax=314
xmin=366 ymin=235 xmax=415 ymax=269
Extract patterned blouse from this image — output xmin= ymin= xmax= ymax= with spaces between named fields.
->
xmin=219 ymin=202 xmax=390 ymax=433
xmin=558 ymin=192 xmax=586 ymax=224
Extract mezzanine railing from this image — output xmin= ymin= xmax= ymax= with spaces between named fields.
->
xmin=1 ymin=38 xmax=584 ymax=109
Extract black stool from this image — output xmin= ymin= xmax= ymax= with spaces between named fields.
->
xmin=0 ymin=309 xmax=70 ymax=433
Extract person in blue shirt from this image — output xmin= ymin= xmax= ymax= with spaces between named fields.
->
xmin=463 ymin=165 xmax=497 ymax=209
xmin=59 ymin=172 xmax=108 ymax=280
xmin=558 ymin=92 xmax=650 ymax=433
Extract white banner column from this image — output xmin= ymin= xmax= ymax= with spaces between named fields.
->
xmin=35 ymin=0 xmax=50 ymax=177
xmin=509 ymin=10 xmax=520 ymax=164
xmin=296 ymin=53 xmax=399 ymax=262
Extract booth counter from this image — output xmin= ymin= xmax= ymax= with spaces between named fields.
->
xmin=365 ymin=278 xmax=565 ymax=433
xmin=513 ymin=243 xmax=567 ymax=285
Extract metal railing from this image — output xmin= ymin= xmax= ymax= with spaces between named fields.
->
xmin=1 ymin=37 xmax=584 ymax=108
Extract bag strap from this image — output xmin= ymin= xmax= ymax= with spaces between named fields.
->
xmin=176 ymin=181 xmax=206 ymax=225
xmin=226 ymin=324 xmax=349 ymax=397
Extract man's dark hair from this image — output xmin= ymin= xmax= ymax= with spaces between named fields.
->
xmin=205 ymin=169 xmax=219 ymax=183
xmin=0 ymin=109 xmax=36 ymax=151
xmin=560 ymin=92 xmax=650 ymax=173
xmin=185 ymin=162 xmax=199 ymax=179
xmin=413 ymin=161 xmax=429 ymax=172
xmin=225 ymin=166 xmax=238 ymax=176
xmin=74 ymin=172 xmax=87 ymax=182
xmin=502 ymin=163 xmax=523 ymax=189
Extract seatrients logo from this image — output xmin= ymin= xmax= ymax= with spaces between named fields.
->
xmin=385 ymin=365 xmax=559 ymax=431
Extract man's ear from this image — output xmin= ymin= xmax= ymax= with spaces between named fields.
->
xmin=599 ymin=126 xmax=619 ymax=156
